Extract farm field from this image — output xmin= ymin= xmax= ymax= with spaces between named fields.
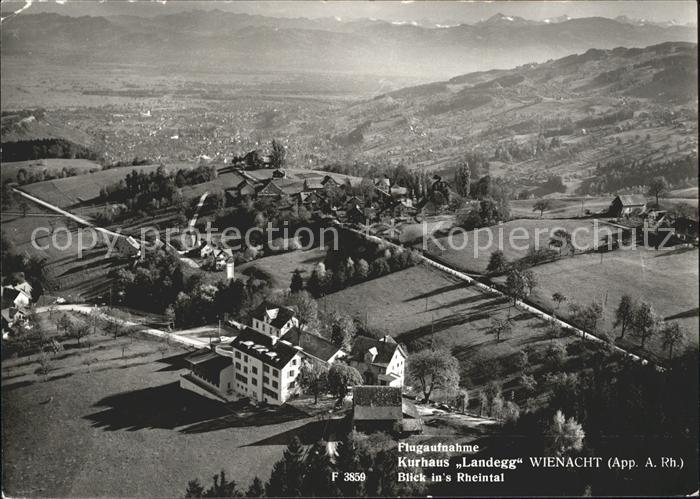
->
xmin=500 ymin=246 xmax=699 ymax=359
xmin=322 ymin=264 xmax=577 ymax=384
xmin=237 ymin=247 xmax=327 ymax=291
xmin=1 ymin=158 xmax=102 ymax=183
xmin=510 ymin=197 xmax=614 ymax=219
xmin=510 ymin=194 xmax=698 ymax=220
xmin=19 ymin=163 xmax=198 ymax=209
xmin=420 ymin=218 xmax=605 ymax=274
xmin=1 ymin=312 xmax=323 ymax=498
xmin=1 ymin=207 xmax=127 ymax=302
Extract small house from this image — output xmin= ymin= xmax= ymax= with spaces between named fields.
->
xmin=348 ymin=335 xmax=407 ymax=387
xmin=609 ymin=195 xmax=647 ymax=218
xmin=251 ymin=302 xmax=299 ymax=339
xmin=1 ymin=286 xmax=31 ymax=310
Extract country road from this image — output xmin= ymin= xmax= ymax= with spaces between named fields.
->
xmin=336 ymin=222 xmax=654 ymax=366
xmin=11 ymin=186 xmax=124 ymax=239
xmin=35 ymin=304 xmax=211 ymax=349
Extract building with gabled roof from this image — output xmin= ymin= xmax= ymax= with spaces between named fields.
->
xmin=251 ymin=302 xmax=299 ymax=338
xmin=352 ymin=385 xmax=421 ymax=434
xmin=280 ymin=328 xmax=345 ymax=366
xmin=610 ymin=195 xmax=647 ymax=218
xmin=348 ymin=335 xmax=407 ymax=387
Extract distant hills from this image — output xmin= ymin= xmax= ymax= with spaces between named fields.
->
xmin=1 ymin=11 xmax=696 ymax=77
xmin=300 ymin=41 xmax=698 ymax=188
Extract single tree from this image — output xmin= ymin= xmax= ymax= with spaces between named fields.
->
xmin=301 ymin=441 xmax=335 ymax=497
xmin=328 ymin=311 xmax=357 ymax=351
xmin=290 ymin=269 xmax=304 ymax=294
xmin=488 ymin=317 xmax=513 ymax=342
xmin=185 ymin=480 xmax=205 ymax=498
xmin=269 ymin=139 xmax=286 ymax=170
xmin=505 ymin=267 xmax=537 ymax=305
xmin=266 ymin=437 xmax=305 ymax=497
xmin=56 ymin=313 xmax=72 ymax=335
xmin=533 ymin=199 xmax=551 ymax=217
xmin=545 ymin=410 xmax=585 ymax=456
xmin=203 ymin=470 xmax=239 ymax=497
xmin=660 ymin=322 xmax=685 ymax=360
xmin=36 ymin=351 xmax=53 ymax=381
xmin=406 ymin=348 xmax=460 ymax=403
xmin=298 ymin=362 xmax=329 ymax=404
xmin=486 ymin=250 xmax=508 ymax=274
xmin=245 ymin=477 xmax=265 ymax=498
xmin=453 ymin=160 xmax=472 ymax=198
xmin=569 ymin=301 xmax=603 ymax=338
xmin=613 ymin=295 xmax=634 ymax=339
xmin=306 ymin=269 xmax=322 ymax=297
xmin=631 ymin=301 xmax=659 ymax=349
xmin=327 ymin=363 xmax=363 ymax=406
xmin=286 ymin=290 xmax=318 ymax=331
xmin=72 ymin=322 xmax=91 ymax=347
xmin=550 ymin=229 xmax=572 ymax=256
xmin=552 ymin=292 xmax=566 ymax=310
xmin=355 ymin=258 xmax=370 ymax=280
xmin=647 ymin=176 xmax=668 ymax=208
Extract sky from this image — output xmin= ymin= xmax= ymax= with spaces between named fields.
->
xmin=0 ymin=0 xmax=697 ymax=25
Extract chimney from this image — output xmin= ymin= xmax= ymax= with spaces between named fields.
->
xmin=226 ymin=261 xmax=235 ymax=280
xmin=271 ymin=335 xmax=278 ymax=346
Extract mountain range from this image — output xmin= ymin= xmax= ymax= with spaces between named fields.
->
xmin=1 ymin=11 xmax=696 ymax=77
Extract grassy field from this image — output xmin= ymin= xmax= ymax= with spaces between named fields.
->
xmin=505 ymin=246 xmax=699 ymax=359
xmin=1 ymin=311 xmax=326 ymax=497
xmin=1 ymin=159 xmax=103 ymax=184
xmin=322 ymin=264 xmax=577 ymax=385
xmin=420 ymin=218 xmax=604 ymax=274
xmin=1 ymin=209 xmax=126 ymax=301
xmin=237 ymin=247 xmax=327 ymax=291
xmin=19 ymin=163 xmax=197 ymax=208
xmin=510 ymin=197 xmax=613 ymax=219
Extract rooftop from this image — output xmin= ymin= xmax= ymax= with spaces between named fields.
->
xmin=281 ymin=328 xmax=342 ymax=362
xmin=229 ymin=327 xmax=299 ymax=368
xmin=353 ymin=386 xmax=403 ymax=421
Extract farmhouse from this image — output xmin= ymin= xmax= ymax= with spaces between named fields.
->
xmin=1 ymin=286 xmax=32 ymax=310
xmin=609 ymin=195 xmax=647 ymax=218
xmin=352 ymin=386 xmax=422 ymax=435
xmin=348 ymin=335 xmax=407 ymax=387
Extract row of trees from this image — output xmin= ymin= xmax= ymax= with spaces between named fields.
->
xmin=613 ymin=294 xmax=687 ymax=357
xmin=98 ymin=164 xmax=216 ymax=208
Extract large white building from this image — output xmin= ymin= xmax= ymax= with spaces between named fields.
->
xmin=180 ymin=307 xmax=344 ymax=405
